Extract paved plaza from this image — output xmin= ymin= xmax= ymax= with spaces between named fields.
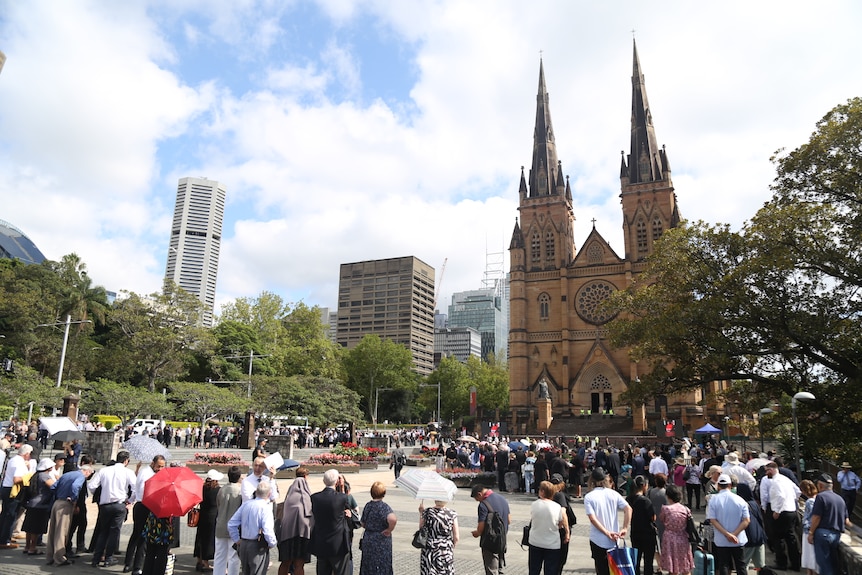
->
xmin=0 ymin=446 xmax=794 ymax=575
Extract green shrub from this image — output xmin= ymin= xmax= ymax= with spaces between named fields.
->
xmin=92 ymin=415 xmax=121 ymax=430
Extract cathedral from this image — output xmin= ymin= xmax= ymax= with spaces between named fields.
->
xmin=508 ymin=41 xmax=684 ymax=435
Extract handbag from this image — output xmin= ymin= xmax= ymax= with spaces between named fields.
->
xmin=411 ymin=527 xmax=428 ymax=549
xmin=607 ymin=538 xmax=637 ymax=575
xmin=686 ymin=512 xmax=701 ymax=546
xmin=519 ymin=523 xmax=531 ymax=549
xmin=187 ymin=507 xmax=200 ymax=527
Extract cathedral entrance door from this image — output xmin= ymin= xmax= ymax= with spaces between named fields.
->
xmin=603 ymin=393 xmax=613 ymax=414
xmin=591 ymin=393 xmax=600 ymax=414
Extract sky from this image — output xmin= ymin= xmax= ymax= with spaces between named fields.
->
xmin=1 ymin=1 xmax=861 ymax=317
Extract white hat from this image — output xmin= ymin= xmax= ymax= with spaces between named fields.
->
xmin=717 ymin=473 xmax=732 ymax=485
xmin=36 ymin=457 xmax=54 ymax=471
xmin=206 ymin=469 xmax=224 ymax=481
xmin=724 ymin=452 xmax=740 ymax=464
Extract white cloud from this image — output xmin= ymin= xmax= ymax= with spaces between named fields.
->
xmin=2 ymin=0 xmax=862 ymax=316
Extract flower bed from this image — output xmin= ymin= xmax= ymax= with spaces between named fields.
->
xmin=278 ymin=462 xmax=360 ymax=479
xmin=186 ymin=452 xmax=248 ymax=471
xmin=330 ymin=442 xmax=384 ymax=462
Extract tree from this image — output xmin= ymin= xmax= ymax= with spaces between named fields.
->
xmin=278 ymin=302 xmax=343 ymax=379
xmin=248 ymin=375 xmax=363 ymax=427
xmin=83 ymin=379 xmax=170 ymax=425
xmin=425 ymin=356 xmax=470 ymax=423
xmin=168 ymin=381 xmax=248 ymax=428
xmin=342 ymin=335 xmax=415 ymax=422
xmin=607 ymin=98 xmax=862 ymax=459
xmin=0 ymin=365 xmax=66 ymax=419
xmin=105 ymin=286 xmax=218 ymax=392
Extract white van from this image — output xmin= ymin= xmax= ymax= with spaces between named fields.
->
xmin=129 ymin=419 xmax=165 ymax=434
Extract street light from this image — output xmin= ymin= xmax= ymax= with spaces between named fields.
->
xmin=792 ymin=391 xmax=815 ymax=480
xmin=759 ymin=407 xmax=774 ymax=453
xmin=374 ymin=388 xmax=393 ymax=430
xmin=37 ymin=314 xmax=93 ymax=388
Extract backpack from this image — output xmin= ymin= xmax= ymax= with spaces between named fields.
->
xmin=480 ymin=500 xmax=507 ymax=555
xmin=683 ymin=466 xmax=691 ymax=481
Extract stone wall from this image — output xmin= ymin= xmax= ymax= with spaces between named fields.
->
xmin=82 ymin=430 xmax=122 ymax=464
xmin=263 ymin=436 xmax=295 ymax=460
xmin=362 ymin=436 xmax=390 ymax=451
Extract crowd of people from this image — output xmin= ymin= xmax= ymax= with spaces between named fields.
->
xmin=1 ymin=419 xmax=860 ymax=575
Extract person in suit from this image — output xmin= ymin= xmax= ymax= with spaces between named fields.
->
xmin=310 ymin=469 xmax=351 ymax=575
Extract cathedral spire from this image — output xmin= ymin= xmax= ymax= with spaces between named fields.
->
xmin=626 ymin=39 xmax=669 ymax=184
xmin=529 ymin=59 xmax=562 ymax=197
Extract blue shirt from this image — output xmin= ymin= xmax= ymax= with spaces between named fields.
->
xmin=706 ymin=489 xmax=750 ymax=547
xmin=53 ymin=470 xmax=86 ymax=501
xmin=227 ymin=497 xmax=277 ymax=548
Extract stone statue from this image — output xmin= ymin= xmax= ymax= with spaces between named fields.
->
xmin=538 ymin=380 xmax=550 ymax=400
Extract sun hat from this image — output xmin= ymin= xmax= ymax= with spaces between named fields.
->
xmin=724 ymin=452 xmax=740 ymax=464
xmin=841 ymin=462 xmax=852 ymax=468
xmin=206 ymin=469 xmax=224 ymax=481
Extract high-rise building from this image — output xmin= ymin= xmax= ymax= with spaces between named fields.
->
xmin=508 ymin=42 xmax=685 ymax=433
xmin=336 ymin=256 xmax=435 ymax=375
xmin=434 ymin=326 xmax=482 ymax=366
xmin=164 ymin=177 xmax=226 ymax=327
xmin=447 ymin=286 xmax=507 ymax=361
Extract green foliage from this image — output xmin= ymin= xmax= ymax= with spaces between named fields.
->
xmin=248 ymin=375 xmax=363 ymax=427
xmin=167 ymin=381 xmax=248 ymax=428
xmin=343 ymin=335 xmax=415 ymax=421
xmin=82 ymin=379 xmax=170 ymax=425
xmin=104 ymin=286 xmax=218 ymax=391
xmin=91 ymin=415 xmax=121 ymax=429
xmin=607 ymin=98 xmax=862 ymax=455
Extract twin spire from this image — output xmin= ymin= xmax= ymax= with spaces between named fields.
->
xmin=524 ymin=40 xmax=670 ymax=200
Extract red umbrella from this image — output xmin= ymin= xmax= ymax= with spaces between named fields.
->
xmin=142 ymin=466 xmax=203 ymax=518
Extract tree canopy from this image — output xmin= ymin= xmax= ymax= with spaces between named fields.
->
xmin=608 ymin=97 xmax=862 ymax=461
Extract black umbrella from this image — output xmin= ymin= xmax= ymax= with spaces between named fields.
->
xmin=51 ymin=430 xmax=85 ymax=442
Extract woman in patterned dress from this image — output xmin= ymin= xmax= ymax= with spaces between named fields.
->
xmin=418 ymin=499 xmax=459 ymax=575
xmin=359 ymin=481 xmax=397 ymax=575
xmin=659 ymin=485 xmax=694 ymax=575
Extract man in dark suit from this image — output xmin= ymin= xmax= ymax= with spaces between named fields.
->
xmin=310 ymin=469 xmax=351 ymax=575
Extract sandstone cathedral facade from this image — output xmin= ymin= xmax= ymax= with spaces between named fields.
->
xmin=508 ymin=41 xmax=686 ymax=435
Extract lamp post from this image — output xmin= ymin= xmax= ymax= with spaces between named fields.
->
xmin=792 ymin=391 xmax=815 ymax=481
xmin=759 ymin=407 xmax=774 ymax=453
xmin=374 ymin=388 xmax=393 ymax=431
xmin=37 ymin=315 xmax=93 ymax=388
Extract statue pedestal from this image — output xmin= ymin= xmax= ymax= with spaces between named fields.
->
xmin=537 ymin=398 xmax=553 ymax=432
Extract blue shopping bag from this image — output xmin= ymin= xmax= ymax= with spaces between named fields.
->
xmin=607 ymin=539 xmax=638 ymax=575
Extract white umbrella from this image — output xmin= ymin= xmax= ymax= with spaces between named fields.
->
xmin=457 ymin=436 xmax=479 ymax=443
xmin=123 ymin=435 xmax=172 ymax=462
xmin=519 ymin=438 xmax=531 ymax=446
xmin=38 ymin=417 xmax=78 ymax=436
xmin=395 ymin=469 xmax=458 ymax=501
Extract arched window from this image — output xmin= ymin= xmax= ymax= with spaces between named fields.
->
xmin=531 ymin=232 xmax=541 ymax=263
xmin=636 ymin=218 xmax=648 ymax=257
xmin=539 ymin=293 xmax=550 ymax=320
xmin=652 ymin=217 xmax=663 ymax=240
xmin=545 ymin=231 xmax=555 ymax=263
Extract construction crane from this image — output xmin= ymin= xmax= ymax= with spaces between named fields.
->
xmin=433 ymin=257 xmax=447 ymax=311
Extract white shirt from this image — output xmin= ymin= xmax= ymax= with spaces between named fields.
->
xmin=768 ymin=473 xmax=801 ymax=514
xmin=134 ymin=465 xmax=157 ymax=502
xmin=240 ymin=473 xmax=278 ymax=502
xmin=721 ymin=462 xmax=756 ymax=490
xmin=649 ymin=457 xmax=669 ymax=476
xmin=759 ymin=475 xmax=772 ymax=510
xmin=2 ymin=455 xmax=29 ymax=487
xmin=88 ymin=463 xmax=137 ymax=505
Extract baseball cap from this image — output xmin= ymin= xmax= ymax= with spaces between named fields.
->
xmin=717 ymin=473 xmax=732 ymax=485
xmin=818 ymin=472 xmax=833 ymax=484
xmin=591 ymin=467 xmax=607 ymax=482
